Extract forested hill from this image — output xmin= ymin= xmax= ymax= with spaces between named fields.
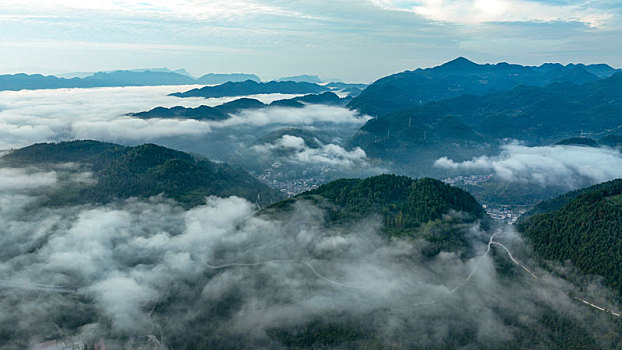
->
xmin=1 ymin=140 xmax=282 ymax=207
xmin=266 ymin=175 xmax=485 ymax=253
xmin=348 ymin=57 xmax=616 ymax=116
xmin=518 ymin=179 xmax=622 ymax=294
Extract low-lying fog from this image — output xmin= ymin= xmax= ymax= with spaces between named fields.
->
xmin=436 ymin=143 xmax=622 ymax=191
xmin=0 ymin=85 xmax=380 ymax=189
xmin=0 ymin=168 xmax=619 ymax=348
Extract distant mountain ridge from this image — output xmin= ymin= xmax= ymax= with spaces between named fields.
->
xmin=197 ymin=73 xmax=261 ymax=84
xmin=132 ymin=92 xmax=350 ymax=120
xmin=277 ymin=75 xmax=323 ymax=83
xmin=0 ymin=69 xmax=261 ymax=91
xmin=57 ymin=67 xmax=194 ymax=79
xmin=0 ymin=68 xmax=367 ymax=92
xmin=348 ymin=57 xmax=620 ymax=116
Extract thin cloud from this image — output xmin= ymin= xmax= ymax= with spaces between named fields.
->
xmin=372 ymin=0 xmax=615 ymax=28
xmin=0 ymin=168 xmax=57 ymax=191
xmin=216 ymin=104 xmax=370 ymax=129
xmin=0 ymin=0 xmax=309 ymax=22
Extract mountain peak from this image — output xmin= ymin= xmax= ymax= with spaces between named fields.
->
xmin=439 ymin=57 xmax=479 ymax=70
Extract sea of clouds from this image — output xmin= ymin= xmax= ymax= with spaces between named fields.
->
xmin=0 ymin=85 xmax=374 ymax=177
xmin=0 ymin=85 xmax=366 ymax=147
xmin=0 ymin=168 xmax=619 ymax=348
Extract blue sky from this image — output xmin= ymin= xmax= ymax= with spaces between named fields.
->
xmin=0 ymin=0 xmax=621 ymax=82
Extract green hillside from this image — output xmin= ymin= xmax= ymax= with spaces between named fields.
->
xmin=266 ymin=174 xmax=485 ymax=254
xmin=518 ymin=179 xmax=622 ymax=294
xmin=2 ymin=140 xmax=283 ymax=207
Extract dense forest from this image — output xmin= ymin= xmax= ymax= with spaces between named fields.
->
xmin=1 ymin=140 xmax=282 ymax=207
xmin=521 ymin=179 xmax=622 ymax=219
xmin=266 ymin=174 xmax=486 ymax=254
xmin=518 ymin=179 xmax=622 ymax=294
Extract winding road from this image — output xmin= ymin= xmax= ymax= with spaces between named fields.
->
xmin=205 ymin=259 xmax=366 ymax=289
xmin=1 ymin=226 xmax=619 ymax=317
xmin=486 ymin=228 xmax=620 ymax=318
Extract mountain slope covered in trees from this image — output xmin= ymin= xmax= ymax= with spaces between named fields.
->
xmin=1 ymin=140 xmax=282 ymax=207
xmin=518 ymin=179 xmax=622 ymax=294
xmin=266 ymin=174 xmax=486 ymax=254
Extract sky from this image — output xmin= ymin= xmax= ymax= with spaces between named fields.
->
xmin=0 ymin=0 xmax=621 ymax=82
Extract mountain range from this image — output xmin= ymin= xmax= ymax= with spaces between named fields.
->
xmin=57 ymin=67 xmax=194 ymax=79
xmin=348 ymin=71 xmax=622 ymax=173
xmin=277 ymin=74 xmax=323 ymax=83
xmin=348 ymin=57 xmax=620 ymax=117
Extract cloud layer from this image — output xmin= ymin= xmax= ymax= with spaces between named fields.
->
xmin=435 ymin=144 xmax=622 ymax=189
xmin=0 ymin=85 xmax=204 ymax=147
xmin=3 ymin=0 xmax=616 ymax=27
xmin=0 ymin=167 xmax=619 ymax=348
xmin=0 ymin=86 xmax=377 ymax=197
xmin=373 ymin=0 xmax=614 ymax=28
xmin=0 ymin=86 xmax=368 ymax=149
xmin=252 ymin=134 xmax=370 ymax=168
